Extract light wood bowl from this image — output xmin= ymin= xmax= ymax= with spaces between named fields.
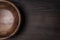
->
xmin=0 ymin=0 xmax=21 ymax=40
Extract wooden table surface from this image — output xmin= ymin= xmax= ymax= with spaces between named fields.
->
xmin=7 ymin=0 xmax=60 ymax=40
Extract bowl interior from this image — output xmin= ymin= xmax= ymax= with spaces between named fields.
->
xmin=0 ymin=1 xmax=20 ymax=39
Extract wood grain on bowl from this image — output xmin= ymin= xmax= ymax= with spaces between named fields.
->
xmin=0 ymin=1 xmax=21 ymax=40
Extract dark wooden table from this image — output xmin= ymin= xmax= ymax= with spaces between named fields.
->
xmin=8 ymin=0 xmax=60 ymax=40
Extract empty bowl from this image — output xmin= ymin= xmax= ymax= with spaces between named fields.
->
xmin=0 ymin=0 xmax=21 ymax=40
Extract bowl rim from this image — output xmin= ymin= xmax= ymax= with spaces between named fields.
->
xmin=0 ymin=1 xmax=21 ymax=39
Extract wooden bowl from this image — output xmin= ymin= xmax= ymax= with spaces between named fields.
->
xmin=0 ymin=1 xmax=21 ymax=40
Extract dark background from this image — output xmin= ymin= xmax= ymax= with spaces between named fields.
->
xmin=8 ymin=0 xmax=60 ymax=40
